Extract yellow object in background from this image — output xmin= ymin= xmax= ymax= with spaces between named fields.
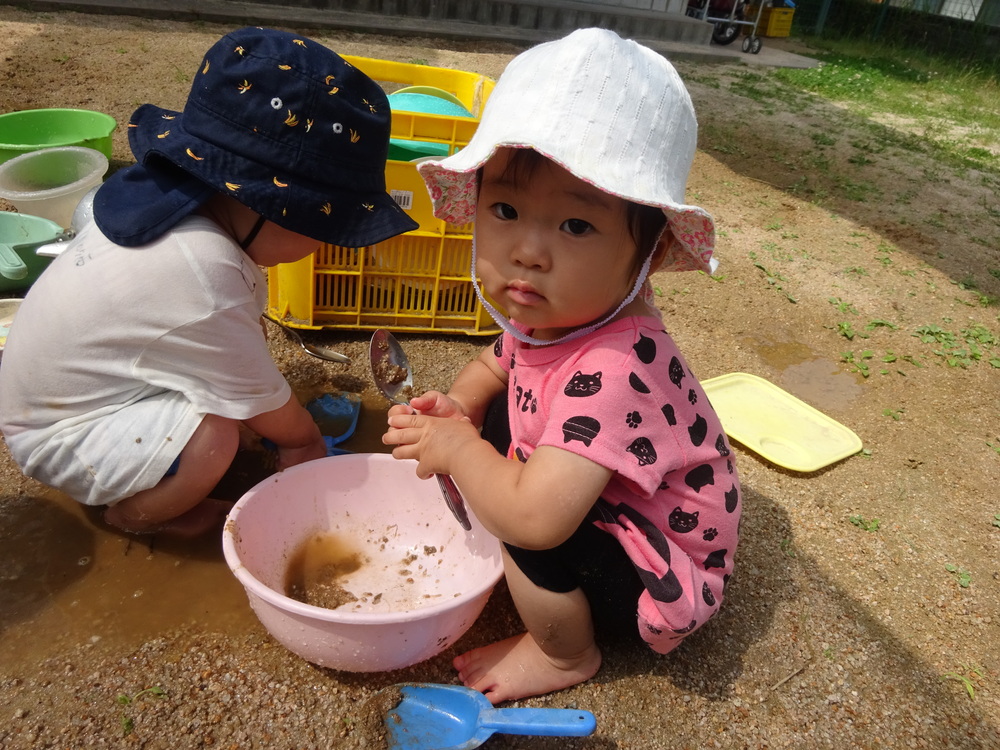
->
xmin=702 ymin=372 xmax=863 ymax=472
xmin=267 ymin=56 xmax=498 ymax=336
xmin=745 ymin=6 xmax=795 ymax=37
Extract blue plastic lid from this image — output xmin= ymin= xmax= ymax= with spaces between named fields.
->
xmin=388 ymin=92 xmax=473 ymax=118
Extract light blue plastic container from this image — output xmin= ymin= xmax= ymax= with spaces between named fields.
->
xmin=387 ymin=90 xmax=474 ymax=161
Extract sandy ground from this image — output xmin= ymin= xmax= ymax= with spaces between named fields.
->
xmin=1 ymin=7 xmax=999 ymax=749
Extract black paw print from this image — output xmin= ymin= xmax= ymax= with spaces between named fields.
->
xmin=688 ymin=389 xmax=698 ymax=405
xmin=702 ymin=527 xmax=718 ymax=542
xmin=626 ymin=411 xmax=642 ymax=428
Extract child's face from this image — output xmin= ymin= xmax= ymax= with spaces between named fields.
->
xmin=475 ymin=149 xmax=643 ymax=341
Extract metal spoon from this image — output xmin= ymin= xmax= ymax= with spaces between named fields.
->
xmin=263 ymin=312 xmax=350 ymax=364
xmin=369 ymin=329 xmax=472 ymax=531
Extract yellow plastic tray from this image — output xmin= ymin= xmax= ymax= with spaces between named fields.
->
xmin=702 ymin=372 xmax=862 ymax=472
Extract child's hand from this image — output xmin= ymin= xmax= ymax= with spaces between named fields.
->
xmin=385 ymin=390 xmax=467 ymax=437
xmin=246 ymin=394 xmax=327 ymax=472
xmin=276 ymin=435 xmax=327 ymax=471
xmin=382 ymin=412 xmax=478 ymax=479
xmin=405 ymin=390 xmax=468 ymax=420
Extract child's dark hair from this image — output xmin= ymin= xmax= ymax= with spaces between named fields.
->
xmin=486 ymin=148 xmax=669 ymax=260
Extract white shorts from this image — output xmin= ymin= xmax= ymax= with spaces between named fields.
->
xmin=8 ymin=390 xmax=202 ymax=507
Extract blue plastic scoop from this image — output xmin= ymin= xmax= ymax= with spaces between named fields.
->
xmin=384 ymin=683 xmax=597 ymax=749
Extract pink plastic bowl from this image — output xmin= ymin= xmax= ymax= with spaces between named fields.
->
xmin=222 ymin=453 xmax=503 ymax=672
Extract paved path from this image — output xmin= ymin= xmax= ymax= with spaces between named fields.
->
xmin=19 ymin=0 xmax=819 ymax=68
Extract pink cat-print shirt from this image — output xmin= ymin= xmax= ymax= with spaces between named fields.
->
xmin=495 ymin=315 xmax=741 ymax=653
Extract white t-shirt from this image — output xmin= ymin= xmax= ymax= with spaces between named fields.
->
xmin=0 ymin=216 xmax=290 ymax=506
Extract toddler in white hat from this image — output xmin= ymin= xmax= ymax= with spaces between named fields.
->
xmin=384 ymin=28 xmax=740 ymax=704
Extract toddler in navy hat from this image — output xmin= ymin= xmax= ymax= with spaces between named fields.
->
xmin=0 ymin=27 xmax=416 ymax=536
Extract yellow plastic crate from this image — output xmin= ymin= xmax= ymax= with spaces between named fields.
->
xmin=746 ymin=6 xmax=795 ymax=37
xmin=267 ymin=56 xmax=500 ymax=336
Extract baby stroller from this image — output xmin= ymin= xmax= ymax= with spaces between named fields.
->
xmin=686 ymin=0 xmax=749 ymax=45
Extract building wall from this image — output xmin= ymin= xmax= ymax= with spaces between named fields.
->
xmin=573 ymin=0 xmax=672 ymax=10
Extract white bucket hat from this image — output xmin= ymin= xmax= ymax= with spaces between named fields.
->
xmin=417 ymin=27 xmax=715 ymax=276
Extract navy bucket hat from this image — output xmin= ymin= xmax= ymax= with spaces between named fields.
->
xmin=94 ymin=26 xmax=418 ymax=247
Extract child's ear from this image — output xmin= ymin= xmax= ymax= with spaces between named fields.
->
xmin=648 ymin=229 xmax=675 ymax=274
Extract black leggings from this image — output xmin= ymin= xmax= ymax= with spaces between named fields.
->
xmin=481 ymin=394 xmax=645 ymax=643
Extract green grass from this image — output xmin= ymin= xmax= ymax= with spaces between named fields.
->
xmin=116 ymin=686 xmax=166 ymax=736
xmin=849 ymin=514 xmax=881 ymax=532
xmin=912 ymin=323 xmax=1000 ymax=368
xmin=942 ymin=664 xmax=985 ymax=699
xmin=774 ymin=40 xmax=1000 ymax=173
xmin=841 ymin=349 xmax=874 ymax=377
xmin=945 ymin=563 xmax=972 ymax=588
xmin=696 ymin=39 xmax=999 ymax=215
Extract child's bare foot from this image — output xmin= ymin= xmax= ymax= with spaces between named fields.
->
xmin=104 ymin=498 xmax=232 ymax=538
xmin=453 ymin=632 xmax=601 ymax=704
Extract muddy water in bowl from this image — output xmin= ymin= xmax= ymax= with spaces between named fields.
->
xmin=285 ymin=530 xmax=455 ymax=614
xmin=286 ymin=532 xmax=365 ymax=609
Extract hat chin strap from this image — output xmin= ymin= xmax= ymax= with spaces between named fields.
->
xmin=239 ymin=215 xmax=267 ymax=250
xmin=470 ymin=235 xmax=655 ymax=347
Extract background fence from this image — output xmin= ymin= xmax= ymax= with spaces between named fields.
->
xmin=791 ymin=0 xmax=1000 ymax=68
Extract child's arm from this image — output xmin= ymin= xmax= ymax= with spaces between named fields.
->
xmin=385 ymin=344 xmax=611 ymax=548
xmin=460 ymin=443 xmax=612 ymax=549
xmin=244 ymin=393 xmax=327 ymax=470
xmin=447 ymin=346 xmax=509 ymax=426
xmin=384 ymin=413 xmax=611 ymax=549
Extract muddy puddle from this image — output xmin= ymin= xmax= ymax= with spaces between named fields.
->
xmin=0 ymin=395 xmax=392 ymax=673
xmin=744 ymin=335 xmax=864 ymax=412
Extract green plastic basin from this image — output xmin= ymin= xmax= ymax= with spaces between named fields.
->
xmin=0 ymin=108 xmax=116 ymax=164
